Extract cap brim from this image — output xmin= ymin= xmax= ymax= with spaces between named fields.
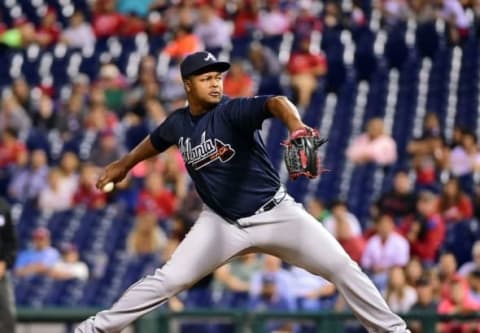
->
xmin=185 ymin=62 xmax=231 ymax=78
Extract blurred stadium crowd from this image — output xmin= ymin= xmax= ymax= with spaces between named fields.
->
xmin=2 ymin=0 xmax=480 ymax=332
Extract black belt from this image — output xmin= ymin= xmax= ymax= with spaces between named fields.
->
xmin=255 ymin=187 xmax=287 ymax=214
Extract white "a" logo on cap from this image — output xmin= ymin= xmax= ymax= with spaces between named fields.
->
xmin=204 ymin=52 xmax=216 ymax=62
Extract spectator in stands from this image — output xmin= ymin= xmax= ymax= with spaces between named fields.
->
xmin=438 ymin=177 xmax=474 ymax=223
xmin=8 ymin=149 xmax=49 ymax=203
xmin=323 ymin=0 xmax=343 ymax=30
xmin=291 ymin=0 xmax=322 ymax=46
xmin=162 ymin=24 xmax=203 ymax=60
xmin=73 ymin=164 xmax=107 ymax=209
xmin=194 ymin=3 xmax=231 ymax=54
xmin=409 ymin=276 xmax=439 ymax=333
xmin=214 ymin=253 xmax=262 ymax=309
xmin=48 ymin=243 xmax=89 ymax=281
xmin=0 ymin=91 xmax=31 ymax=135
xmin=438 ymin=277 xmax=480 ymax=333
xmin=127 ymin=212 xmax=167 ymax=256
xmin=38 ymin=168 xmax=73 ymax=213
xmin=96 ymin=64 xmax=128 ymax=114
xmin=0 ymin=198 xmax=17 ymax=333
xmin=379 ymin=0 xmax=410 ymax=26
xmin=468 ymin=269 xmax=480 ymax=304
xmin=435 ymin=0 xmax=471 ymax=44
xmin=58 ymin=151 xmax=80 ymax=197
xmin=11 ymin=77 xmax=33 ymax=111
xmin=458 ymin=241 xmax=480 ymax=277
xmin=438 ymin=252 xmax=464 ymax=297
xmin=248 ymin=41 xmax=281 ymax=77
xmin=57 ymin=93 xmax=87 ymax=141
xmin=93 ymin=0 xmax=127 ymax=38
xmin=287 ymin=37 xmax=327 ymax=109
xmin=306 ymin=197 xmax=330 ymax=222
xmin=377 ymin=170 xmax=417 ymax=222
xmin=411 ymin=275 xmax=438 ymax=311
xmin=117 ymin=0 xmax=153 ymax=18
xmin=0 ymin=127 xmax=27 ymax=169
xmin=257 ymin=0 xmax=291 ymax=38
xmin=384 ymin=266 xmax=418 ymax=313
xmin=399 ymin=191 xmax=446 ymax=265
xmin=14 ymin=227 xmax=60 ymax=278
xmin=0 ymin=19 xmax=36 ymax=49
xmin=231 ymin=0 xmax=259 ymax=39
xmin=223 ymin=59 xmax=255 ymax=98
xmin=347 ymin=118 xmax=398 ymax=166
xmin=89 ymin=130 xmax=124 ymax=168
xmin=35 ymin=7 xmax=60 ymax=47
xmin=61 ymin=10 xmax=96 ymax=50
xmin=449 ymin=130 xmax=480 ymax=177
xmin=249 ymin=256 xmax=296 ymax=333
xmin=32 ymin=92 xmax=57 ymax=133
xmin=361 ymin=214 xmax=410 ymax=291
xmin=289 ymin=266 xmax=336 ymax=311
xmin=136 ymin=172 xmax=176 ymax=221
xmin=84 ymin=99 xmax=119 ymax=132
xmin=323 ymin=200 xmax=365 ymax=263
xmin=405 ymin=257 xmax=425 ymax=287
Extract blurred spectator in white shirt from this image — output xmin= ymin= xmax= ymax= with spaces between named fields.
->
xmin=384 ymin=266 xmax=418 ymax=313
xmin=49 ymin=243 xmax=89 ymax=281
xmin=194 ymin=3 xmax=231 ymax=52
xmin=289 ymin=266 xmax=336 ymax=311
xmin=361 ymin=214 xmax=410 ymax=291
xmin=61 ymin=11 xmax=96 ymax=50
xmin=379 ymin=0 xmax=410 ymax=25
xmin=8 ymin=149 xmax=49 ymax=203
xmin=38 ymin=168 xmax=73 ymax=213
xmin=347 ymin=118 xmax=397 ymax=166
xmin=435 ymin=0 xmax=471 ymax=44
xmin=458 ymin=241 xmax=480 ymax=277
xmin=257 ymin=1 xmax=291 ymax=37
xmin=449 ymin=131 xmax=480 ymax=177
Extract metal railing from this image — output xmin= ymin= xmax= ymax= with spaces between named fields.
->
xmin=17 ymin=308 xmax=480 ymax=333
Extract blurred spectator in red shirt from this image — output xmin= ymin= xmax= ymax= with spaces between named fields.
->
xmin=35 ymin=7 xmax=60 ymax=47
xmin=438 ymin=177 xmax=474 ymax=223
xmin=438 ymin=277 xmax=480 ymax=333
xmin=399 ymin=191 xmax=446 ymax=265
xmin=93 ymin=0 xmax=127 ymax=38
xmin=61 ymin=10 xmax=96 ymax=50
xmin=323 ymin=200 xmax=365 ymax=263
xmin=232 ymin=0 xmax=259 ymax=38
xmin=73 ymin=164 xmax=107 ymax=209
xmin=137 ymin=172 xmax=176 ymax=220
xmin=0 ymin=128 xmax=27 ymax=169
xmin=287 ymin=38 xmax=327 ymax=109
xmin=223 ymin=60 xmax=255 ymax=98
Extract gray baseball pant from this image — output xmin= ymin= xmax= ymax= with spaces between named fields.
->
xmin=77 ymin=194 xmax=408 ymax=333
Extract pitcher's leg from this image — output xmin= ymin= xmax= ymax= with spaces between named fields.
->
xmin=76 ymin=210 xmax=250 ymax=333
xmin=247 ymin=199 xmax=408 ymax=333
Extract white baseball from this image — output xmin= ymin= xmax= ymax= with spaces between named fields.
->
xmin=102 ymin=182 xmax=115 ymax=193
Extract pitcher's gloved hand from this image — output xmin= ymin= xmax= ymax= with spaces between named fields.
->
xmin=282 ymin=127 xmax=327 ymax=180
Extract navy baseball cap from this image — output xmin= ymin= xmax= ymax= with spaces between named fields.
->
xmin=180 ymin=51 xmax=230 ymax=78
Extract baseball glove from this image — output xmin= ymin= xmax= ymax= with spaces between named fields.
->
xmin=282 ymin=127 xmax=327 ymax=180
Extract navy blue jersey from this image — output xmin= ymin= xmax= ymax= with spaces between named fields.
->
xmin=149 ymin=95 xmax=280 ymax=220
